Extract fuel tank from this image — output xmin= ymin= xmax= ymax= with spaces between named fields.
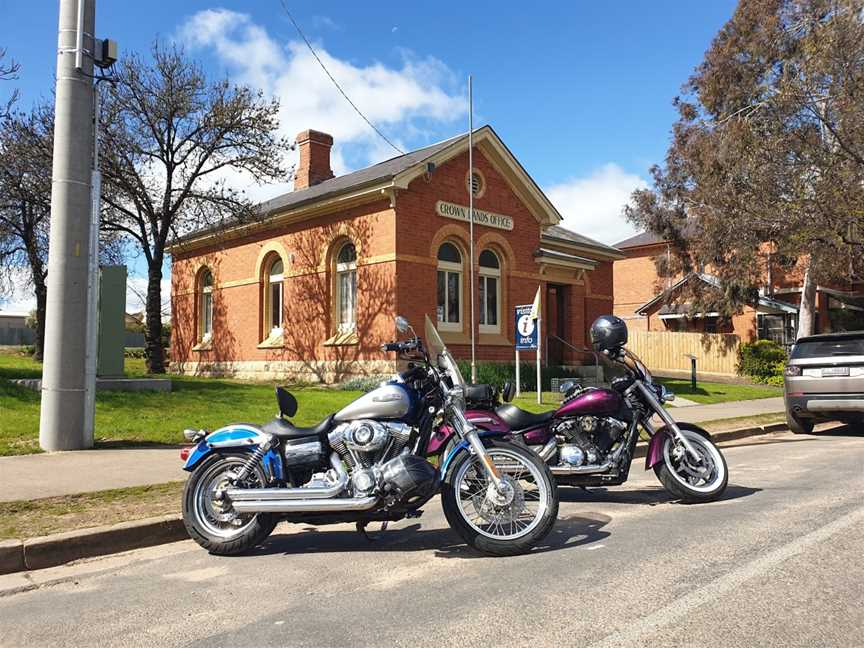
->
xmin=555 ymin=387 xmax=622 ymax=418
xmin=333 ymin=382 xmax=413 ymax=421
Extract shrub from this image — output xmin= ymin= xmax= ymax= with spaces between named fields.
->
xmin=738 ymin=340 xmax=787 ymax=384
xmin=125 ymin=347 xmax=146 ymax=359
xmin=338 ymin=374 xmax=391 ymax=392
xmin=455 ymin=360 xmax=587 ymax=392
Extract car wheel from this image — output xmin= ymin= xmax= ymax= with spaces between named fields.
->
xmin=786 ymin=412 xmax=814 ymax=434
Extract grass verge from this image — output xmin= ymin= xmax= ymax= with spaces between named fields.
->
xmin=0 ymin=481 xmax=185 ymax=540
xmin=654 ymin=377 xmax=781 ymax=404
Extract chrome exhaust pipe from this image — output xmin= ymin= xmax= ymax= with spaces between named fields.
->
xmin=537 ymin=438 xmax=557 ymax=462
xmin=225 ymin=452 xmax=348 ymax=502
xmin=550 ymin=459 xmax=614 ymax=475
xmin=232 ymin=496 xmax=379 ymax=514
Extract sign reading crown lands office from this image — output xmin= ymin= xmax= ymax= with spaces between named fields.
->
xmin=435 ymin=200 xmax=514 ymax=231
xmin=515 ymin=304 xmax=538 ymax=350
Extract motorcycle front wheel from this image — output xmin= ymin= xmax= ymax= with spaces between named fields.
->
xmin=653 ymin=426 xmax=728 ymax=503
xmin=441 ymin=441 xmax=558 ymax=556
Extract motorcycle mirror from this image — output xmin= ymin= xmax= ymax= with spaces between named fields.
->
xmin=395 ymin=316 xmax=410 ymax=333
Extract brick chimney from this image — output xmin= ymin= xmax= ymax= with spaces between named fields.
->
xmin=294 ymin=129 xmax=334 ymax=190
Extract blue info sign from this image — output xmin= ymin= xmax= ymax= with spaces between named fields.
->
xmin=515 ymin=304 xmax=537 ymax=350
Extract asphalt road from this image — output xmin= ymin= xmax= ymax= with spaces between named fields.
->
xmin=1 ymin=428 xmax=862 ymax=648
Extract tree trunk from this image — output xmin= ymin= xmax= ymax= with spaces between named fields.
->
xmin=797 ymin=264 xmax=817 ymax=339
xmin=145 ymin=259 xmax=165 ymax=374
xmin=33 ymin=280 xmax=47 ymax=362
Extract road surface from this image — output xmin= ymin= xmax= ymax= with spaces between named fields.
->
xmin=1 ymin=428 xmax=862 ymax=647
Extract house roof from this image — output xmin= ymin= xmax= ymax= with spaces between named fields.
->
xmin=541 ymin=225 xmax=622 ymax=258
xmin=614 ymin=231 xmax=667 ymax=249
xmin=635 ymin=272 xmax=798 ymax=316
xmin=170 ymin=125 xmax=574 ymax=251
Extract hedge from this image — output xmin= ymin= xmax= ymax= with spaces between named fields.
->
xmin=737 ymin=339 xmax=787 ymax=385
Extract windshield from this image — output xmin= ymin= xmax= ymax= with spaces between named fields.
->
xmin=424 ymin=315 xmax=466 ymax=387
xmin=623 ymin=348 xmax=653 ymax=383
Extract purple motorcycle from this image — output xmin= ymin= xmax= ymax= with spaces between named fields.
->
xmin=434 ymin=316 xmax=728 ymax=504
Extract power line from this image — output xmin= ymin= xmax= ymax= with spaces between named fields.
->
xmin=278 ymin=1 xmax=405 ymax=155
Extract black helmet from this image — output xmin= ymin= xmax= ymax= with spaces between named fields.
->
xmin=590 ymin=315 xmax=628 ymax=353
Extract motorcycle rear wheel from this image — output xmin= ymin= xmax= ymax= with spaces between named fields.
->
xmin=182 ymin=452 xmax=277 ymax=555
xmin=441 ymin=441 xmax=558 ymax=556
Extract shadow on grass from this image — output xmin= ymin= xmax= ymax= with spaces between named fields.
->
xmin=249 ymin=513 xmax=611 ymax=560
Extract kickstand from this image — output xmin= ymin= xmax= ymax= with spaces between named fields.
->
xmin=356 ymin=521 xmax=388 ymax=542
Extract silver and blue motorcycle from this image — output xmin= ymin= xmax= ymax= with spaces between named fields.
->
xmin=180 ymin=315 xmax=558 ymax=556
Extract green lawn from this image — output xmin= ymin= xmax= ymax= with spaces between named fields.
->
xmin=654 ymin=377 xmax=782 ymax=404
xmin=0 ymin=348 xmax=361 ymax=456
xmin=0 ymin=347 xmax=782 ymax=456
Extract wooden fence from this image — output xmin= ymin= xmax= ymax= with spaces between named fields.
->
xmin=627 ymin=330 xmax=741 ymax=376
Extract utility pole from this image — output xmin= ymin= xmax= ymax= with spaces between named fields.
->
xmin=40 ymin=0 xmax=96 ymax=451
xmin=468 ymin=75 xmax=476 ymax=384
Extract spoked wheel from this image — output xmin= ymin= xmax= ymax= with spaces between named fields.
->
xmin=441 ymin=441 xmax=558 ymax=556
xmin=653 ymin=427 xmax=728 ymax=503
xmin=182 ymin=452 xmax=277 ymax=555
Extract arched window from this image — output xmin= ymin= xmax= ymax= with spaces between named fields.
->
xmin=336 ymin=242 xmax=357 ymax=333
xmin=265 ymin=257 xmax=284 ymax=337
xmin=437 ymin=242 xmax=462 ymax=330
xmin=199 ymin=269 xmax=213 ymax=341
xmin=479 ymin=249 xmax=501 ymax=333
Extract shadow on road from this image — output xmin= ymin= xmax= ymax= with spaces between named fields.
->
xmin=811 ymin=424 xmax=863 ymax=438
xmin=557 ymin=484 xmax=760 ymax=506
xmin=251 ymin=513 xmax=612 ymax=560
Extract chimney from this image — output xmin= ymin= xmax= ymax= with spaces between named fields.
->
xmin=294 ymin=129 xmax=334 ymax=190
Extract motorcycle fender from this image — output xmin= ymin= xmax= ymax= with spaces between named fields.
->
xmin=645 ymin=423 xmax=712 ymax=470
xmin=439 ymin=430 xmax=506 ymax=476
xmin=182 ymin=424 xmax=284 ymax=482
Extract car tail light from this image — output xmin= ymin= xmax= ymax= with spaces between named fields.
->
xmin=784 ymin=365 xmax=802 ymax=377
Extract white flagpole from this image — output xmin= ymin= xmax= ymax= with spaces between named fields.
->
xmin=468 ymin=75 xmax=477 ymax=384
xmin=515 ymin=348 xmax=521 ymax=397
xmin=536 ymin=301 xmax=542 ymax=405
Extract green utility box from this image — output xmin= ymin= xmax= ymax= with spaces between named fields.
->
xmin=97 ymin=265 xmax=127 ymax=377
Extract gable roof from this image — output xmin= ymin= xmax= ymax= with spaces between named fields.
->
xmin=541 ymin=225 xmax=623 ymax=259
xmin=169 ymin=125 xmax=566 ymax=252
xmin=635 ymin=272 xmax=798 ymax=316
xmin=614 ymin=231 xmax=667 ymax=249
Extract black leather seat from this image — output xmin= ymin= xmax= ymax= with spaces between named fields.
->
xmin=261 ymin=414 xmax=334 ymax=440
xmin=494 ymin=404 xmax=554 ymax=430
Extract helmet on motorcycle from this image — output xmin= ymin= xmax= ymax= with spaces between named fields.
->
xmin=590 ymin=315 xmax=628 ymax=353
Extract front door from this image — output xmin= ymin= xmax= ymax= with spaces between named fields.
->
xmin=546 ymin=284 xmax=568 ymax=365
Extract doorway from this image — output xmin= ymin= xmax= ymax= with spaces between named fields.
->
xmin=546 ymin=283 xmax=568 ymax=365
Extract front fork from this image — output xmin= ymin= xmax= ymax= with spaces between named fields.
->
xmin=634 ymin=381 xmax=701 ymax=462
xmin=449 ymin=406 xmax=506 ymax=492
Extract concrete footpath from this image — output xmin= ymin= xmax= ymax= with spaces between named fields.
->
xmin=0 ymin=397 xmax=786 ymax=503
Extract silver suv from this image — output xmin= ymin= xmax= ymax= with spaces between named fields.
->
xmin=784 ymin=331 xmax=864 ymax=433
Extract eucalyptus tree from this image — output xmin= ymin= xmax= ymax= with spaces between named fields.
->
xmin=626 ymin=0 xmax=864 ymax=336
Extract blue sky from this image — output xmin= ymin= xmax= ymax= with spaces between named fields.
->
xmin=0 ymin=0 xmax=736 ymax=311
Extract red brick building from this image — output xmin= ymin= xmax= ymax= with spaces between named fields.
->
xmin=168 ymin=126 xmax=622 ymax=382
xmin=613 ymin=231 xmax=864 ymax=347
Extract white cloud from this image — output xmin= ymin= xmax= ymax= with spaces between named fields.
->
xmin=545 ymin=163 xmax=648 ymax=245
xmin=178 ymin=9 xmax=465 ymax=202
xmin=126 ymin=276 xmax=171 ymax=320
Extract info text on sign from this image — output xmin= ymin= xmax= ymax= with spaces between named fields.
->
xmin=435 ymin=200 xmax=514 ymax=231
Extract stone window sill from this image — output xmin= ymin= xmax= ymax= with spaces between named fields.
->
xmin=324 ymin=330 xmax=359 ymax=346
xmin=257 ymin=332 xmax=284 ymax=349
xmin=438 ymin=330 xmax=470 ymax=345
xmin=192 ymin=338 xmax=213 ymax=352
xmin=478 ymin=333 xmax=512 ymax=346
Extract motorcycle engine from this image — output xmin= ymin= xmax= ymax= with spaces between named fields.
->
xmin=553 ymin=416 xmax=628 ymax=467
xmin=328 ymin=421 xmax=437 ymax=507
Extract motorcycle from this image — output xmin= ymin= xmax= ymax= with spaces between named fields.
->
xmin=433 ymin=315 xmax=729 ymax=504
xmin=180 ymin=315 xmax=558 ymax=556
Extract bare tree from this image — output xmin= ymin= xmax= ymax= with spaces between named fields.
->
xmin=0 ymin=47 xmax=20 ymax=118
xmin=99 ymin=42 xmax=291 ymax=373
xmin=0 ymin=104 xmax=52 ymax=359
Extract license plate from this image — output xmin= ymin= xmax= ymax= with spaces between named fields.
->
xmin=822 ymin=366 xmax=850 ymax=377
